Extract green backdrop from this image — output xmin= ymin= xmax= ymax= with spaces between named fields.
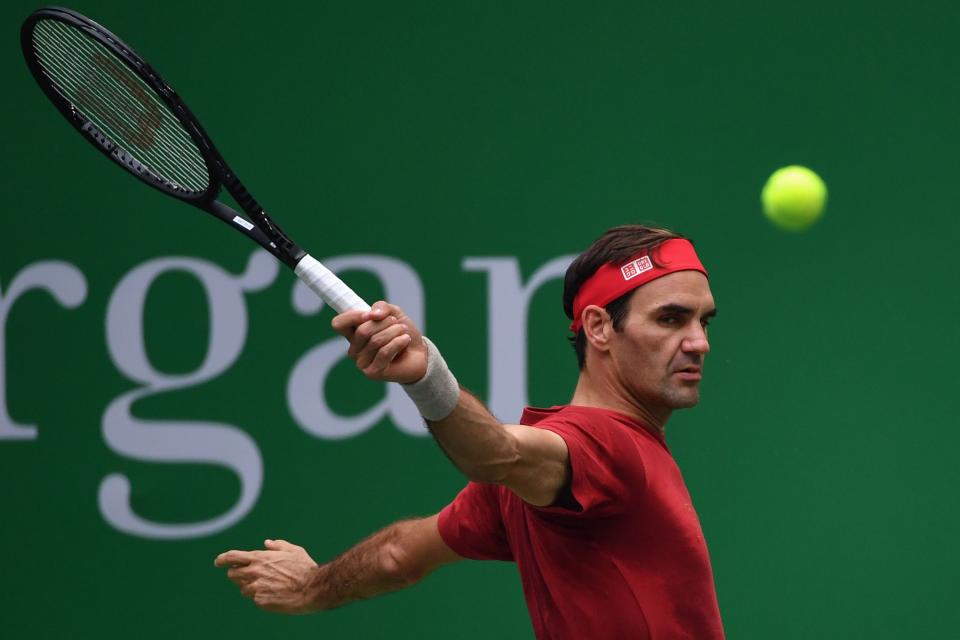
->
xmin=3 ymin=1 xmax=958 ymax=637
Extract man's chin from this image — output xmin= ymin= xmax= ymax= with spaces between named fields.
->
xmin=664 ymin=387 xmax=700 ymax=409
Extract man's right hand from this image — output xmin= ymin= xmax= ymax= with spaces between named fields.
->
xmin=332 ymin=301 xmax=428 ymax=384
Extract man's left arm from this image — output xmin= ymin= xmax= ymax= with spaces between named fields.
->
xmin=214 ymin=514 xmax=460 ymax=614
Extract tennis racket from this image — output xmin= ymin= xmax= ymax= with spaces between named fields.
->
xmin=20 ymin=6 xmax=369 ymax=314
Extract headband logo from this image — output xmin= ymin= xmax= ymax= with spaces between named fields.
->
xmin=620 ymin=256 xmax=653 ymax=281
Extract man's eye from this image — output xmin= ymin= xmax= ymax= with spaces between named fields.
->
xmin=660 ymin=316 xmax=679 ymax=325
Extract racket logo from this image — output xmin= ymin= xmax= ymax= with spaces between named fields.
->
xmin=75 ymin=51 xmax=163 ymax=151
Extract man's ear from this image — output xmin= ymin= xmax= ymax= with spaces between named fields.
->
xmin=582 ymin=305 xmax=612 ymax=353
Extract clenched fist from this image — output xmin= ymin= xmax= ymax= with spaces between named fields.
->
xmin=332 ymin=301 xmax=427 ymax=384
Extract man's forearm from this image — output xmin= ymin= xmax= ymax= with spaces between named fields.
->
xmin=426 ymin=389 xmax=518 ymax=484
xmin=309 ymin=519 xmax=425 ymax=611
xmin=401 ymin=339 xmax=519 ymax=484
xmin=216 ymin=514 xmax=457 ymax=614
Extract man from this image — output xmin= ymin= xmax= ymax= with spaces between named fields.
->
xmin=216 ymin=224 xmax=724 ymax=638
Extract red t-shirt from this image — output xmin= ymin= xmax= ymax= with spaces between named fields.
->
xmin=437 ymin=405 xmax=724 ymax=639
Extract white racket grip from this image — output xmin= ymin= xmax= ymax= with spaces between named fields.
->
xmin=294 ymin=254 xmax=371 ymax=313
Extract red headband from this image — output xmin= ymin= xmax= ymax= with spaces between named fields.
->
xmin=569 ymin=238 xmax=707 ymax=333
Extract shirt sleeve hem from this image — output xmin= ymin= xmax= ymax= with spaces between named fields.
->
xmin=530 ymin=422 xmax=593 ymax=515
xmin=437 ymin=501 xmax=495 ymax=560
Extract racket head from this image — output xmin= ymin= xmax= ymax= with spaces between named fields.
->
xmin=21 ymin=6 xmax=222 ymax=204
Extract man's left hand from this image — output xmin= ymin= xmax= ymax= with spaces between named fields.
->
xmin=215 ymin=539 xmax=321 ymax=614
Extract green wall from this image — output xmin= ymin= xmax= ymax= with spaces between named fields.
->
xmin=3 ymin=1 xmax=958 ymax=637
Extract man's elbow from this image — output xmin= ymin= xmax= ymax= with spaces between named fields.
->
xmin=459 ymin=443 xmax=521 ymax=486
xmin=379 ymin=538 xmax=425 ymax=588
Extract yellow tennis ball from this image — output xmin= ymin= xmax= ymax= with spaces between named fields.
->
xmin=761 ymin=165 xmax=827 ymax=231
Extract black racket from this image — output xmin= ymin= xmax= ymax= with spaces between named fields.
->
xmin=20 ymin=6 xmax=369 ymax=313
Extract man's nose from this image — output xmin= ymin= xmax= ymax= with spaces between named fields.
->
xmin=682 ymin=324 xmax=710 ymax=355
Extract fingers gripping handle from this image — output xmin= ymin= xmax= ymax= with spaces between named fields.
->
xmin=294 ymin=254 xmax=371 ymax=313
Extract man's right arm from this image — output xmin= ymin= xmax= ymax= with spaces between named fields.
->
xmin=425 ymin=388 xmax=570 ymax=507
xmin=332 ymin=302 xmax=571 ymax=507
xmin=215 ymin=514 xmax=460 ymax=614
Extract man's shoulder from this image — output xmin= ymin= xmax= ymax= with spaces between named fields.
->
xmin=520 ymin=405 xmax=661 ymax=447
xmin=521 ymin=404 xmax=623 ymax=424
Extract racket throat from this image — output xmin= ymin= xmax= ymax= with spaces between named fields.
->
xmin=205 ymin=199 xmax=304 ymax=267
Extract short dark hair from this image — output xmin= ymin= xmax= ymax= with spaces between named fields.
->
xmin=563 ymin=224 xmax=686 ymax=369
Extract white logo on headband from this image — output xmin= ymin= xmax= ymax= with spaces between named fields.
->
xmin=620 ymin=256 xmax=654 ymax=281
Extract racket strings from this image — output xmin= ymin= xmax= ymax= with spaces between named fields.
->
xmin=38 ymin=40 xmax=203 ymax=184
xmin=43 ymin=20 xmax=205 ymax=168
xmin=34 ymin=20 xmax=207 ymax=191
xmin=34 ymin=39 xmax=206 ymax=191
xmin=32 ymin=19 xmax=210 ymax=193
xmin=34 ymin=20 xmax=208 ymax=191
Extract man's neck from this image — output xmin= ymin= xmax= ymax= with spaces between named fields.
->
xmin=569 ymin=369 xmax=671 ymax=433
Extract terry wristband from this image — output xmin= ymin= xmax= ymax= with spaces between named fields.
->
xmin=402 ymin=337 xmax=460 ymax=421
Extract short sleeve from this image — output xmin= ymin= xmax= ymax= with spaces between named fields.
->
xmin=535 ymin=418 xmax=647 ymax=519
xmin=438 ymin=482 xmax=514 ymax=561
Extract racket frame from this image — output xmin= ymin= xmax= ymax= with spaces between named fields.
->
xmin=21 ymin=6 xmax=305 ymax=269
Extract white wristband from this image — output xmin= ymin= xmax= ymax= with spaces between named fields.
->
xmin=402 ymin=337 xmax=460 ymax=421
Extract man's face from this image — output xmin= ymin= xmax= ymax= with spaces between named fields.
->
xmin=608 ymin=271 xmax=716 ymax=411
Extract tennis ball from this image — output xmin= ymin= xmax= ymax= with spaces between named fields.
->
xmin=761 ymin=165 xmax=827 ymax=231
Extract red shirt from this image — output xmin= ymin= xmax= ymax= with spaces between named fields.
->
xmin=437 ymin=405 xmax=724 ymax=639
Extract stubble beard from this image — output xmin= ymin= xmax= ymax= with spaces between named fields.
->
xmin=660 ymin=381 xmax=701 ymax=409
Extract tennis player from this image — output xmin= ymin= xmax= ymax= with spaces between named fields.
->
xmin=216 ymin=224 xmax=725 ymax=638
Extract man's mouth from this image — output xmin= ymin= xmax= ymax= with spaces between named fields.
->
xmin=674 ymin=366 xmax=702 ymax=381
